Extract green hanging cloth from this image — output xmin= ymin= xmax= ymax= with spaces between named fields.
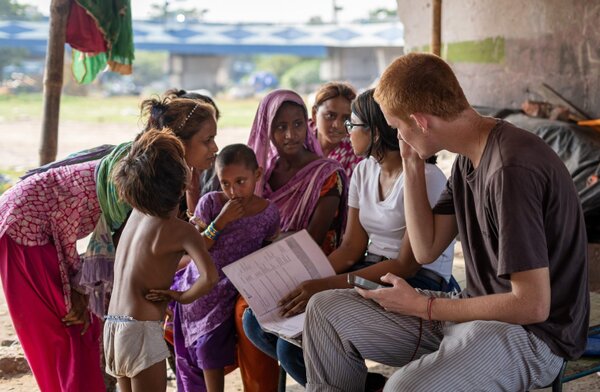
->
xmin=71 ymin=51 xmax=108 ymax=84
xmin=66 ymin=0 xmax=135 ymax=84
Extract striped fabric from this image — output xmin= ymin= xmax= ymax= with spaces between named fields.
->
xmin=303 ymin=289 xmax=564 ymax=392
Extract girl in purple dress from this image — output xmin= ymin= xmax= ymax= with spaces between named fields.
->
xmin=171 ymin=144 xmax=280 ymax=392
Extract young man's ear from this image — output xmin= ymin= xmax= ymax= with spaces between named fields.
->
xmin=410 ymin=113 xmax=429 ymax=135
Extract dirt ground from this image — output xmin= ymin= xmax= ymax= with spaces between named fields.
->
xmin=0 ymin=120 xmax=250 ymax=172
xmin=1 ymin=119 xmax=599 ymax=391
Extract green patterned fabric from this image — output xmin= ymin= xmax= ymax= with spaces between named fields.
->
xmin=95 ymin=141 xmax=132 ymax=230
xmin=79 ymin=141 xmax=132 ymax=316
xmin=72 ymin=0 xmax=134 ymax=84
xmin=72 ymin=51 xmax=108 ymax=85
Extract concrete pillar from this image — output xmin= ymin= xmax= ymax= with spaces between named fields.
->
xmin=395 ymin=0 xmax=600 ymax=118
xmin=321 ymin=47 xmax=404 ymax=90
xmin=168 ymin=54 xmax=229 ymax=95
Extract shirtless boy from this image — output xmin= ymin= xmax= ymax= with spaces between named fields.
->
xmin=104 ymin=129 xmax=218 ymax=392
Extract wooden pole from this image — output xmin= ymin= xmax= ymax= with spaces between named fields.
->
xmin=40 ymin=0 xmax=70 ymax=165
xmin=432 ymin=0 xmax=442 ymax=56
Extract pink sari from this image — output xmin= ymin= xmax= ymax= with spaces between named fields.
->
xmin=247 ymin=89 xmax=347 ymax=235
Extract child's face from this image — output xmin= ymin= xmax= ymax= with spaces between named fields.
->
xmin=217 ymin=163 xmax=261 ymax=203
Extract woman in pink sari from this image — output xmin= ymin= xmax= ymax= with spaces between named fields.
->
xmin=250 ymin=89 xmax=347 ymax=251
xmin=234 ymin=89 xmax=347 ymax=391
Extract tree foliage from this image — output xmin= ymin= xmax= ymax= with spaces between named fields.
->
xmin=148 ymin=1 xmax=207 ymax=22
xmin=280 ymin=59 xmax=321 ymax=92
xmin=0 ymin=47 xmax=27 ymax=80
xmin=254 ymin=55 xmax=301 ymax=80
xmin=0 ymin=0 xmax=43 ymax=20
xmin=368 ymin=8 xmax=398 ymax=22
xmin=131 ymin=51 xmax=168 ymax=87
xmin=0 ymin=0 xmax=44 ymax=80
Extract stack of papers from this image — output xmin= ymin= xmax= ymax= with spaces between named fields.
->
xmin=223 ymin=230 xmax=335 ymax=339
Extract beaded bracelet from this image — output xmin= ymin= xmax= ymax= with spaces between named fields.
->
xmin=204 ymin=222 xmax=220 ymax=241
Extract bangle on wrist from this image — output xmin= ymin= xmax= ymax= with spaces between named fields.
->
xmin=204 ymin=221 xmax=221 ymax=241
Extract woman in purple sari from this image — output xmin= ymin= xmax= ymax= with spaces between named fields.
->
xmin=234 ymin=89 xmax=347 ymax=390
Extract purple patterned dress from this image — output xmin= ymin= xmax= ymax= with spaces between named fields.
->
xmin=172 ymin=191 xmax=280 ymax=348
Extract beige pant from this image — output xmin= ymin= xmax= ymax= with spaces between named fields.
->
xmin=103 ymin=315 xmax=170 ymax=378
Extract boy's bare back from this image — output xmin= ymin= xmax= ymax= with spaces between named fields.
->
xmin=109 ymin=209 xmax=216 ymax=321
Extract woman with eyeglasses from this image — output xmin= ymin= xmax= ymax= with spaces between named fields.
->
xmin=311 ymin=81 xmax=363 ymax=179
xmin=248 ymin=88 xmax=460 ymax=389
xmin=332 ymin=88 xmax=458 ymax=294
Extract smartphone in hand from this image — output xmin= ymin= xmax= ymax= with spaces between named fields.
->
xmin=347 ymin=274 xmax=384 ymax=290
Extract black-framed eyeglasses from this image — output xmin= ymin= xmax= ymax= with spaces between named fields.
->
xmin=344 ymin=119 xmax=369 ymax=134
